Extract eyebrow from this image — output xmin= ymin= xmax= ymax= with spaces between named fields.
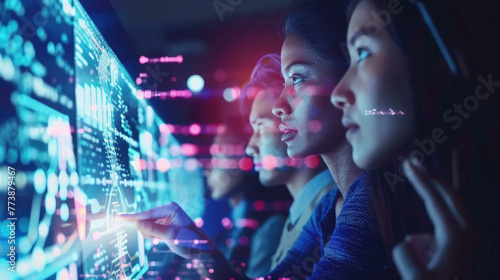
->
xmin=283 ymin=61 xmax=313 ymax=76
xmin=349 ymin=29 xmax=371 ymax=46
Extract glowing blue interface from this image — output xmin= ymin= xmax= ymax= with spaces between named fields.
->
xmin=0 ymin=0 xmax=204 ymax=279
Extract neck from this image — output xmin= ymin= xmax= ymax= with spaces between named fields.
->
xmin=286 ymin=167 xmax=324 ymax=199
xmin=321 ymin=142 xmax=362 ymax=198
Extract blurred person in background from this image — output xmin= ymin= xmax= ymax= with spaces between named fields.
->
xmin=242 ymin=53 xmax=335 ymax=276
xmin=205 ymin=115 xmax=289 ymax=275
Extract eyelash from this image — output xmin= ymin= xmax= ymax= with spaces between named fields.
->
xmin=290 ymin=74 xmax=305 ymax=86
xmin=357 ymin=47 xmax=370 ymax=62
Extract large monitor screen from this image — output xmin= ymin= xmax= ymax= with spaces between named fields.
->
xmin=0 ymin=0 xmax=205 ymax=279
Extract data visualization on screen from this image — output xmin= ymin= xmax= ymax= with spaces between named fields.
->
xmin=0 ymin=0 xmax=205 ymax=279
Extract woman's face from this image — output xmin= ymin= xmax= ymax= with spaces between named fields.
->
xmin=246 ymin=89 xmax=298 ymax=186
xmin=331 ymin=0 xmax=415 ymax=169
xmin=273 ymin=34 xmax=345 ymax=159
xmin=206 ymin=135 xmax=245 ymax=199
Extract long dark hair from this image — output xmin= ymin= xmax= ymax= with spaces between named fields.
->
xmin=347 ymin=0 xmax=498 ymax=277
xmin=282 ymin=0 xmax=349 ymax=80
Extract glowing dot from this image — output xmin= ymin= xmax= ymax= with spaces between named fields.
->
xmin=209 ymin=144 xmax=220 ymax=155
xmin=47 ymin=171 xmax=58 ymax=194
xmin=57 ymin=268 xmax=69 ymax=280
xmin=308 ymin=120 xmax=323 ymax=133
xmin=39 ymin=222 xmax=49 ymax=237
xmin=34 ymin=169 xmax=47 ymax=194
xmin=45 ymin=193 xmax=56 ymax=215
xmin=69 ymin=263 xmax=78 ymax=280
xmin=186 ymin=263 xmax=192 ymax=269
xmin=223 ymin=87 xmax=241 ymax=102
xmin=156 ymin=158 xmax=170 ymax=172
xmin=194 ymin=217 xmax=204 ymax=228
xmin=48 ymin=139 xmax=57 ymax=157
xmin=59 ymin=171 xmax=69 ymax=200
xmin=135 ymin=77 xmax=142 ymax=85
xmin=32 ymin=246 xmax=46 ymax=271
xmin=169 ymin=145 xmax=181 ymax=156
xmin=221 ymin=217 xmax=233 ymax=229
xmin=153 ymin=238 xmax=160 ymax=245
xmin=189 ymin=123 xmax=201 ymax=136
xmin=184 ymin=158 xmax=198 ymax=171
xmin=173 ymin=239 xmax=179 ymax=245
xmin=70 ymin=171 xmax=79 ymax=187
xmin=208 ymin=268 xmax=214 ymax=274
xmin=57 ymin=233 xmax=66 ymax=244
xmin=304 ymin=155 xmax=320 ymax=168
xmin=2 ymin=57 xmax=15 ymax=81
xmin=238 ymin=158 xmax=253 ymax=171
xmin=253 ymin=200 xmax=265 ymax=211
xmin=181 ymin=144 xmax=199 ymax=156
xmin=239 ymin=236 xmax=249 ymax=246
xmin=241 ymin=262 xmax=246 ymax=267
xmin=159 ymin=124 xmax=171 ymax=134
xmin=262 ymin=155 xmax=277 ymax=170
xmin=187 ymin=75 xmax=204 ymax=93
xmin=60 ymin=203 xmax=69 ymax=222
xmin=53 ymin=247 xmax=61 ymax=257
xmin=139 ymin=56 xmax=149 ymax=64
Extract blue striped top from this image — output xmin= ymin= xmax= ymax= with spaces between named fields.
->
xmin=266 ymin=172 xmax=393 ymax=279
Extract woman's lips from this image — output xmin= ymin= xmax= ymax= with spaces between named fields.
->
xmin=345 ymin=125 xmax=359 ymax=140
xmin=281 ymin=130 xmax=298 ymax=142
xmin=279 ymin=123 xmax=298 ymax=143
xmin=254 ymin=163 xmax=262 ymax=171
xmin=342 ymin=118 xmax=360 ymax=141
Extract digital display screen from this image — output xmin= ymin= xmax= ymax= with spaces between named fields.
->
xmin=0 ymin=0 xmax=205 ymax=279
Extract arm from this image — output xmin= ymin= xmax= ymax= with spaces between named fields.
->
xmin=118 ymin=202 xmax=249 ymax=280
xmin=266 ymin=190 xmax=338 ymax=279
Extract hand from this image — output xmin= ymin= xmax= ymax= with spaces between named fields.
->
xmin=392 ymin=159 xmax=474 ymax=280
xmin=117 ymin=202 xmax=216 ymax=259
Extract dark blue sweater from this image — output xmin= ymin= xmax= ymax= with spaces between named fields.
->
xmin=265 ymin=172 xmax=393 ymax=279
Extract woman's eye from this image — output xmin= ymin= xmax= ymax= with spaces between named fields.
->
xmin=357 ymin=48 xmax=370 ymax=61
xmin=291 ymin=75 xmax=304 ymax=86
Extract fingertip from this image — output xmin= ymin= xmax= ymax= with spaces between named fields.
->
xmin=116 ymin=214 xmax=134 ymax=221
xmin=402 ymin=159 xmax=414 ymax=177
xmin=409 ymin=156 xmax=422 ymax=167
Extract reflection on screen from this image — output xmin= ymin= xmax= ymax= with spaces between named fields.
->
xmin=0 ymin=0 xmax=205 ymax=279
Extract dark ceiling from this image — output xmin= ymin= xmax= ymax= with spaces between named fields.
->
xmin=84 ymin=0 xmax=304 ymax=128
xmin=81 ymin=0 xmax=500 ymax=148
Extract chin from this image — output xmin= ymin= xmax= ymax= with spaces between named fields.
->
xmin=286 ymin=146 xmax=309 ymax=160
xmin=352 ymin=150 xmax=373 ymax=170
xmin=259 ymin=172 xmax=277 ymax=187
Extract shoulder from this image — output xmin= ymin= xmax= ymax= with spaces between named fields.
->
xmin=251 ymin=214 xmax=287 ymax=249
xmin=313 ymin=187 xmax=339 ymax=217
xmin=255 ymin=214 xmax=287 ymax=236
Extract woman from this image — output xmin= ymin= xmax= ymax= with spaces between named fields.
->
xmin=331 ymin=0 xmax=496 ymax=278
xmin=120 ymin=1 xmax=395 ymax=279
